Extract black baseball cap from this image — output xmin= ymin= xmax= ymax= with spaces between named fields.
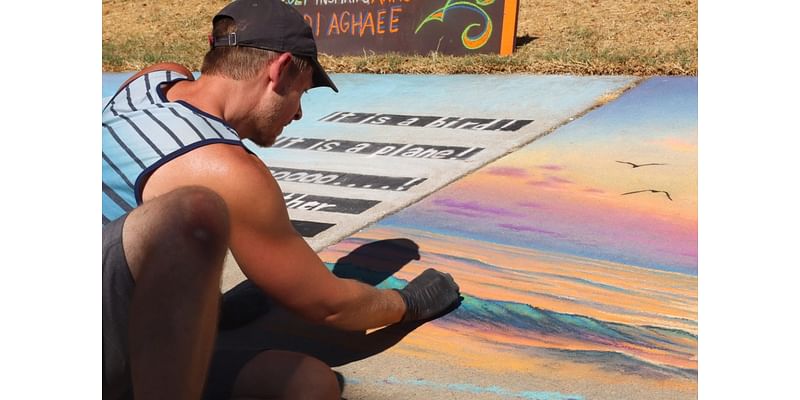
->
xmin=211 ymin=0 xmax=338 ymax=92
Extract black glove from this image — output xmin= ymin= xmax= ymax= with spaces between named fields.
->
xmin=395 ymin=268 xmax=460 ymax=323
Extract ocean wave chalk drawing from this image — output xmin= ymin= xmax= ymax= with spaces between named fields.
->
xmin=415 ymin=0 xmax=495 ymax=50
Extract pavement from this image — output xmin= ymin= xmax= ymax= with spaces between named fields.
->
xmin=103 ymin=73 xmax=698 ymax=400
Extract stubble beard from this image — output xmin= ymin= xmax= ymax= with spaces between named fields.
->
xmin=249 ymin=102 xmax=283 ymax=148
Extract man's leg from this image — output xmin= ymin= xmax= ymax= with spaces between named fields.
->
xmin=228 ymin=350 xmax=340 ymax=400
xmin=123 ymin=186 xmax=230 ymax=400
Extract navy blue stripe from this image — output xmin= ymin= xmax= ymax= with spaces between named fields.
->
xmin=102 ymin=152 xmax=135 ymax=189
xmin=118 ymin=114 xmax=166 ymax=157
xmin=133 ymin=139 xmax=245 ymax=205
xmin=143 ymin=109 xmax=184 ymax=147
xmin=167 ymin=107 xmax=206 ymax=140
xmin=103 ymin=123 xmax=146 ymax=169
xmin=103 ymin=86 xmax=127 ymax=113
xmin=144 ymin=74 xmax=156 ymax=104
xmin=175 ymin=99 xmax=235 ymax=129
xmin=108 ymin=103 xmax=119 ymax=116
xmin=102 ymin=215 xmax=111 ymax=225
xmin=103 ymin=182 xmax=134 ymax=213
xmin=166 ymin=70 xmax=172 ymax=81
xmin=125 ymin=86 xmax=136 ymax=111
xmin=157 ymin=78 xmax=190 ymax=102
xmin=200 ymin=117 xmax=225 ymax=139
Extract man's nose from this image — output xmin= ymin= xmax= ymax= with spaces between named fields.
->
xmin=294 ymin=104 xmax=303 ymax=121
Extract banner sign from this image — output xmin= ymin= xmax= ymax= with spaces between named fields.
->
xmin=284 ymin=0 xmax=520 ymax=55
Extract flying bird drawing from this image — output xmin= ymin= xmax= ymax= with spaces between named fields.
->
xmin=621 ymin=190 xmax=673 ymax=201
xmin=616 ymin=160 xmax=667 ymax=168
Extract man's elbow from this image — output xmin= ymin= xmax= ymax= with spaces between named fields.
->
xmin=320 ymin=311 xmax=350 ymax=328
xmin=319 ymin=300 xmax=365 ymax=330
xmin=294 ymin=298 xmax=355 ymax=329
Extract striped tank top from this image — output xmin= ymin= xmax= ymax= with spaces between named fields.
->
xmin=102 ymin=70 xmax=244 ymax=225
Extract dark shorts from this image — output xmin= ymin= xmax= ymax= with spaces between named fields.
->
xmin=103 ymin=214 xmax=135 ymax=400
xmin=102 ymin=213 xmax=269 ymax=400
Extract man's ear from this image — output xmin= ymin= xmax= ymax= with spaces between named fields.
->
xmin=267 ymin=52 xmax=294 ymax=93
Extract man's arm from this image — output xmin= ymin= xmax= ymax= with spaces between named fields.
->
xmin=228 ymin=175 xmax=407 ymax=329
xmin=142 ymin=144 xmax=458 ymax=330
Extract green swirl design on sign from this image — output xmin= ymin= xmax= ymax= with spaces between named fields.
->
xmin=415 ymin=0 xmax=496 ymax=50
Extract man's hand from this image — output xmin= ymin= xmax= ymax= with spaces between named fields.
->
xmin=395 ymin=268 xmax=461 ymax=322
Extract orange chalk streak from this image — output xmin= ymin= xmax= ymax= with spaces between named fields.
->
xmin=463 ymin=21 xmax=493 ymax=49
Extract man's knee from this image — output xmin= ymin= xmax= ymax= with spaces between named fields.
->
xmin=290 ymin=355 xmax=340 ymax=399
xmin=123 ymin=186 xmax=230 ymax=281
xmin=231 ymin=351 xmax=341 ymax=400
xmin=169 ymin=186 xmax=230 ymax=247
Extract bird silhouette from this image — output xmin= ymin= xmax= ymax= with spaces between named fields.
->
xmin=621 ymin=190 xmax=673 ymax=201
xmin=616 ymin=160 xmax=667 ymax=168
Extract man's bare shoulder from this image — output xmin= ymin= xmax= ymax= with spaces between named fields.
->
xmin=142 ymin=143 xmax=283 ymax=210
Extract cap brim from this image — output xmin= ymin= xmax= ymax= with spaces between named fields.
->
xmin=308 ymin=58 xmax=338 ymax=93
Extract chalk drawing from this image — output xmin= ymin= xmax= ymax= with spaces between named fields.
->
xmin=381 ymin=376 xmax=584 ymax=400
xmin=290 ymin=220 xmax=335 ymax=237
xmin=316 ymin=77 xmax=698 ymax=399
xmin=272 ymin=136 xmax=484 ymax=160
xmin=269 ymin=167 xmax=427 ymax=191
xmin=283 ymin=192 xmax=380 ymax=214
xmin=320 ymin=111 xmax=533 ymax=131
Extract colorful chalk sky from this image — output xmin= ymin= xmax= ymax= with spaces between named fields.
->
xmin=379 ymin=77 xmax=698 ymax=275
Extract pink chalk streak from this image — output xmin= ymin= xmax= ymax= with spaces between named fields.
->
xmin=538 ymin=164 xmax=565 ymax=171
xmin=485 ymin=167 xmax=529 ymax=178
xmin=517 ymin=201 xmax=543 ymax=209
xmin=433 ymin=198 xmax=522 ymax=217
xmin=497 ymin=223 xmax=562 ymax=237
xmin=548 ymin=176 xmax=574 ymax=184
xmin=583 ymin=188 xmax=606 ymax=194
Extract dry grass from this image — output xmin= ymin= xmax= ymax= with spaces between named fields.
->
xmin=103 ymin=0 xmax=697 ymax=75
